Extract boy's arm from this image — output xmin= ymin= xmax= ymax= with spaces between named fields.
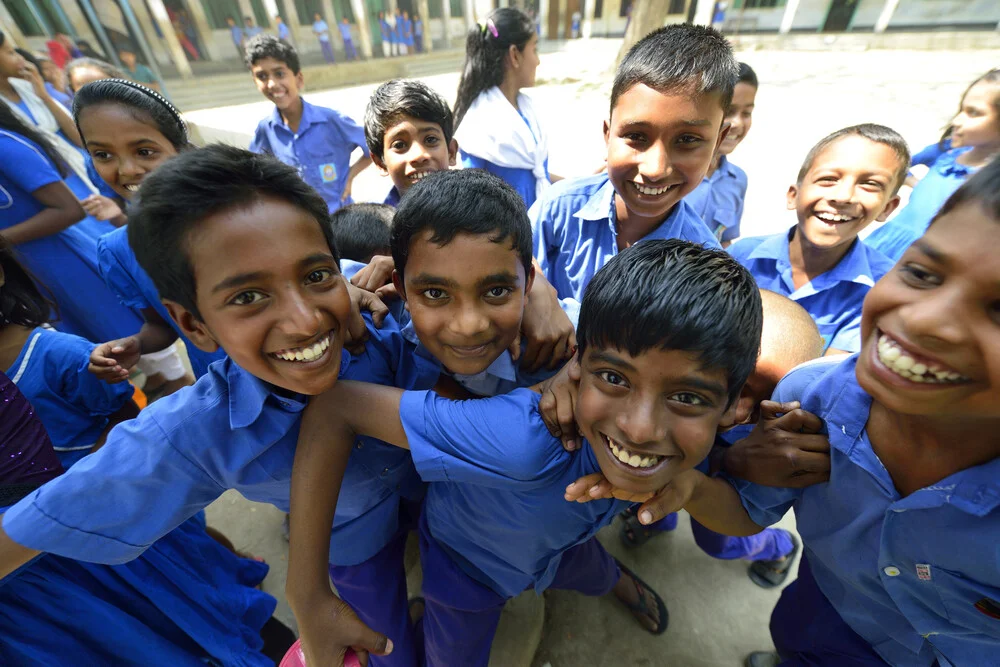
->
xmin=678 ymin=470 xmax=765 ymax=536
xmin=0 ymin=522 xmax=41 ymax=580
xmin=88 ymin=309 xmax=179 ymax=383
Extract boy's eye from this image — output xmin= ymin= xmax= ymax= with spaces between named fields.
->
xmin=677 ymin=135 xmax=703 ymax=146
xmin=422 ymin=288 xmax=446 ymax=300
xmin=306 ymin=268 xmax=334 ymax=284
xmin=898 ymin=262 xmax=941 ymax=287
xmin=424 ymin=135 xmax=439 ymax=146
xmin=91 ymin=150 xmax=112 ymax=161
xmin=623 ymin=132 xmax=646 ymax=143
xmin=672 ymin=392 xmax=707 ymax=406
xmin=231 ymin=290 xmax=266 ymax=306
xmin=390 ymin=140 xmax=408 ymax=152
xmin=597 ymin=370 xmax=628 ymax=388
xmin=485 ymin=286 xmax=513 ymax=299
xmin=137 ymin=148 xmax=158 ymax=158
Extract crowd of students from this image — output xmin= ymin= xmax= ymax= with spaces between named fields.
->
xmin=0 ymin=7 xmax=998 ymax=667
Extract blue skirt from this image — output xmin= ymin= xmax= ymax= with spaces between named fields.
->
xmin=0 ymin=514 xmax=277 ymax=666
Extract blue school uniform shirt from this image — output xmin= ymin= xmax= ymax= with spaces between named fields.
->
xmin=727 ymin=356 xmax=1000 ymax=667
xmin=400 ymin=388 xmax=628 ymax=598
xmin=277 ymin=22 xmax=290 ymax=40
xmin=3 ymin=314 xmax=440 ymax=567
xmin=44 ymin=82 xmax=72 ymax=110
xmin=384 ymin=185 xmax=401 ymax=206
xmin=530 ymin=172 xmax=720 ymax=305
xmin=250 ymin=99 xmax=369 ymax=212
xmin=729 ymin=229 xmax=894 ymax=353
xmin=338 ymin=22 xmax=352 ymax=41
xmin=379 ymin=19 xmax=390 ymax=41
xmin=0 ymin=130 xmax=143 ymax=343
xmin=313 ymin=20 xmax=330 ymax=42
xmin=865 ymin=147 xmax=975 ymax=262
xmin=414 ymin=19 xmax=423 ymax=37
xmin=97 ymin=226 xmax=227 ymax=378
xmin=393 ymin=17 xmax=404 ymax=43
xmin=910 ymin=140 xmax=949 ymax=169
xmin=402 ymin=18 xmax=414 ymax=46
xmin=684 ymin=155 xmax=747 ymax=243
xmin=461 ymin=109 xmax=548 ymax=209
xmin=8 ymin=327 xmax=133 ymax=469
xmin=229 ymin=25 xmax=244 ymax=45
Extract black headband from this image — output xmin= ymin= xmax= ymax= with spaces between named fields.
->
xmin=99 ymin=78 xmax=189 ymax=144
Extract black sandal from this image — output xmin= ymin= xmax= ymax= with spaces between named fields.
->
xmin=748 ymin=531 xmax=800 ymax=589
xmin=615 ymin=559 xmax=669 ymax=635
xmin=619 ymin=505 xmax=657 ymax=548
xmin=744 ymin=651 xmax=781 ymax=667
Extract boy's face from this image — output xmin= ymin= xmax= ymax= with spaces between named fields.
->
xmin=393 ymin=231 xmax=532 ymax=376
xmin=576 ymin=345 xmax=733 ymax=494
xmin=857 ymin=202 xmax=1000 ymax=421
xmin=167 ymin=196 xmax=352 ymax=396
xmin=788 ymin=135 xmax=901 ymax=252
xmin=119 ymin=50 xmax=136 ymax=68
xmin=718 ymin=82 xmax=756 ymax=156
xmin=373 ymin=115 xmax=458 ymax=195
xmin=227 ymin=18 xmax=236 ymax=26
xmin=604 ymin=84 xmax=727 ymax=225
xmin=251 ymin=56 xmax=303 ymax=112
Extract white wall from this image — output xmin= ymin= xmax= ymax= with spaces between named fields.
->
xmin=888 ymin=0 xmax=1000 ymax=28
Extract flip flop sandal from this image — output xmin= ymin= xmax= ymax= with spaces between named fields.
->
xmin=744 ymin=651 xmax=782 ymax=667
xmin=748 ymin=531 xmax=801 ymax=589
xmin=618 ymin=505 xmax=657 ymax=548
xmin=615 ymin=559 xmax=669 ymax=635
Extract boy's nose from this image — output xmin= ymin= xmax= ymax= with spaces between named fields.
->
xmin=901 ymin=289 xmax=968 ymax=348
xmin=639 ymin=142 xmax=670 ymax=179
xmin=615 ymin=400 xmax=667 ymax=448
xmin=827 ymin=180 xmax=858 ymax=204
xmin=450 ymin=304 xmax=490 ymax=337
xmin=279 ymin=291 xmax=323 ymax=336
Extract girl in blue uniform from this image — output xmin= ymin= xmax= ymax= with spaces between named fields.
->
xmin=0 ymin=244 xmax=292 ymax=666
xmin=73 ymin=79 xmax=225 ymax=387
xmin=0 ymin=96 xmax=144 ymax=344
xmin=866 ymin=69 xmax=999 ymax=261
xmin=453 ymin=7 xmax=557 ymax=209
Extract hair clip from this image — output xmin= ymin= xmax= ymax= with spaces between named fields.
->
xmin=486 ymin=18 xmax=499 ymax=38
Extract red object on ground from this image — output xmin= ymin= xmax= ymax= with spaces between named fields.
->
xmin=280 ymin=639 xmax=362 ymax=667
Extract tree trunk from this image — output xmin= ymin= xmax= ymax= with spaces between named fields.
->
xmin=615 ymin=0 xmax=671 ymax=67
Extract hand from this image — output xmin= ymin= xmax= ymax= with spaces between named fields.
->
xmin=344 ymin=281 xmax=388 ymax=355
xmin=19 ymin=61 xmax=47 ymax=98
xmin=721 ymin=400 xmax=830 ymax=488
xmin=295 ymin=590 xmax=393 ymax=667
xmin=631 ymin=469 xmax=705 ymax=526
xmin=564 ymin=472 xmax=656 ymax=504
xmin=350 ymin=255 xmax=394 ymax=293
xmin=340 ymin=179 xmax=353 ymax=202
xmin=88 ymin=336 xmax=142 ymax=383
xmin=536 ymin=355 xmax=581 ymax=451
xmin=82 ymin=195 xmax=124 ymax=222
xmin=517 ymin=272 xmax=576 ymax=373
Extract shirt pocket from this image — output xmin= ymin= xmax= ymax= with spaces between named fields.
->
xmin=932 ymin=566 xmax=1000 ymax=639
xmin=710 ymin=208 xmax=736 ymax=241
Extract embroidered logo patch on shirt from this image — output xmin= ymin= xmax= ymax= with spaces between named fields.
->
xmin=974 ymin=597 xmax=1000 ymax=620
xmin=915 ymin=564 xmax=931 ymax=581
xmin=320 ymin=163 xmax=337 ymax=183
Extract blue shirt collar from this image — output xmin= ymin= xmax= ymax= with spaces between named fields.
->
xmin=822 ymin=356 xmax=1000 ymax=515
xmin=573 ymin=175 xmax=616 ymax=223
xmin=749 ymin=228 xmax=881 ymax=289
xmin=384 ymin=186 xmax=401 ymax=207
xmin=399 ymin=318 xmax=517 ymax=383
xmin=225 ymin=358 xmax=308 ymax=429
xmin=267 ymin=99 xmax=319 ymax=136
xmin=936 ymin=147 xmax=975 ymax=177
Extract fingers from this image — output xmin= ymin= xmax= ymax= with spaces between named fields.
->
xmin=373 ymin=283 xmax=399 ymax=302
xmin=361 ymin=292 xmax=389 ymax=328
xmin=635 ymin=486 xmax=685 ymax=525
xmin=769 ymin=407 xmax=824 ymax=434
xmin=547 ymin=334 xmax=570 ymax=371
xmin=553 ymin=388 xmax=578 ymax=451
xmin=564 ymin=473 xmax=606 ymax=501
xmin=507 ymin=332 xmax=522 ymax=363
xmin=759 ymin=400 xmax=799 ymax=420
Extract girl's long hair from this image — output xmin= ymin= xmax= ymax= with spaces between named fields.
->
xmin=0 ymin=237 xmax=56 ymax=328
xmin=0 ymin=99 xmax=69 ymax=178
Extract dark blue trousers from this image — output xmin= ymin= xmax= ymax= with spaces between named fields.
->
xmin=647 ymin=512 xmax=793 ymax=561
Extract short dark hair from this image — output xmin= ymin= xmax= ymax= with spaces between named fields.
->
xmin=365 ymin=79 xmax=454 ymax=161
xmin=74 ymin=78 xmax=189 ymax=150
xmin=128 ymin=144 xmax=336 ymax=320
xmin=65 ymin=57 xmax=127 ymax=93
xmin=577 ymin=240 xmax=762 ymax=407
xmin=932 ymin=156 xmax=1000 ymax=227
xmin=611 ymin=24 xmax=738 ymax=117
xmin=244 ymin=33 xmax=300 ymax=73
xmin=391 ymin=169 xmax=532 ymax=282
xmin=737 ymin=62 xmax=758 ymax=88
xmin=796 ymin=123 xmax=910 ymax=195
xmin=329 ymin=203 xmax=393 ymax=263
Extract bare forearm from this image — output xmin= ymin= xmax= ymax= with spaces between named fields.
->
xmin=0 ymin=519 xmax=41 ymax=581
xmin=135 ymin=320 xmax=180 ymax=354
xmin=44 ymin=94 xmax=83 ymax=146
xmin=1 ymin=207 xmax=84 ymax=245
xmin=684 ymin=473 xmax=764 ymax=537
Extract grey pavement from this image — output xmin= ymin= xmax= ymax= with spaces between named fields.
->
xmin=197 ymin=41 xmax=990 ymax=666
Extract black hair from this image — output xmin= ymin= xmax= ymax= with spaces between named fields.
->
xmin=939 ymin=68 xmax=1000 ymax=149
xmin=391 ymin=169 xmax=532 ymax=282
xmin=244 ymin=33 xmax=300 ymax=74
xmin=73 ymin=79 xmax=188 ymax=150
xmin=932 ymin=156 xmax=1000 ymax=226
xmin=611 ymin=24 xmax=737 ymax=118
xmin=329 ymin=203 xmax=393 ymax=263
xmin=65 ymin=57 xmax=127 ymax=93
xmin=578 ymin=240 xmax=761 ymax=407
xmin=0 ymin=30 xmax=4 ymax=47
xmin=0 ymin=237 xmax=56 ymax=329
xmin=0 ymin=97 xmax=69 ymax=177
xmin=128 ymin=144 xmax=336 ymax=320
xmin=737 ymin=62 xmax=758 ymax=89
xmin=365 ymin=79 xmax=454 ymax=161
xmin=454 ymin=7 xmax=534 ymax=127
xmin=14 ymin=48 xmax=41 ymax=72
xmin=796 ymin=123 xmax=910 ymax=195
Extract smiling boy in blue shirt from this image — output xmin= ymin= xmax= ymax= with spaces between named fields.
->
xmin=530 ymin=25 xmax=729 ymax=308
xmin=246 ymin=35 xmax=372 ymax=213
xmin=290 ymin=238 xmax=763 ymax=665
xmin=0 ymin=145 xmax=437 ymax=664
xmin=728 ymin=124 xmax=906 ymax=355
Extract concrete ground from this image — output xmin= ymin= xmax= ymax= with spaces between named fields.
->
xmin=195 ymin=41 xmax=991 ymax=666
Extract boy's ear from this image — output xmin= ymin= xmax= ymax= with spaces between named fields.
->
xmin=714 ymin=120 xmax=732 ymax=152
xmin=448 ymin=138 xmax=459 ymax=166
xmin=875 ymin=194 xmax=901 ymax=222
xmin=294 ymin=71 xmax=305 ymax=91
xmin=372 ymin=152 xmax=389 ymax=176
xmin=603 ymin=119 xmax=610 ymax=146
xmin=391 ymin=269 xmax=407 ymax=305
xmin=524 ymin=260 xmax=536 ymax=296
xmin=164 ymin=300 xmax=220 ymax=353
xmin=718 ymin=384 xmax=755 ymax=431
xmin=786 ymin=184 xmax=799 ymax=211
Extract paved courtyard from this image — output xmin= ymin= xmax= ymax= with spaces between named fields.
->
xmin=197 ymin=40 xmax=993 ymax=666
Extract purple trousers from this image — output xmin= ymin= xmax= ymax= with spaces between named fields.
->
xmin=418 ymin=512 xmax=620 ymax=667
xmin=319 ymin=40 xmax=336 ymax=63
xmin=647 ymin=513 xmax=793 ymax=561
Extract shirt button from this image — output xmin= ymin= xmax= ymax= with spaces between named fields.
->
xmin=883 ymin=566 xmax=901 ymax=577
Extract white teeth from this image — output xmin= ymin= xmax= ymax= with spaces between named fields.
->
xmin=606 ymin=436 xmax=663 ymax=469
xmin=409 ymin=171 xmax=430 ymax=181
xmin=632 ymin=182 xmax=674 ymax=196
xmin=273 ymin=335 xmax=331 ymax=363
xmin=124 ymin=184 xmax=139 ymax=192
xmin=815 ymin=212 xmax=855 ymax=223
xmin=876 ymin=333 xmax=967 ymax=385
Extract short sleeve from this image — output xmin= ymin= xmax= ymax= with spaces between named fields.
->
xmin=726 ymin=237 xmax=754 ymax=265
xmin=400 ymin=389 xmax=565 ymax=488
xmin=47 ymin=331 xmax=133 ymax=417
xmin=3 ymin=411 xmax=225 ymax=563
xmin=827 ymin=316 xmax=862 ymax=354
xmin=97 ymin=230 xmax=149 ymax=310
xmin=347 ymin=313 xmax=440 ymax=392
xmin=334 ymin=110 xmax=369 ymax=157
xmin=528 ymin=196 xmax=558 ymax=287
xmin=724 ymin=475 xmax=802 ymax=528
xmin=249 ymin=123 xmax=271 ymax=155
xmin=0 ymin=134 xmax=62 ymax=193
